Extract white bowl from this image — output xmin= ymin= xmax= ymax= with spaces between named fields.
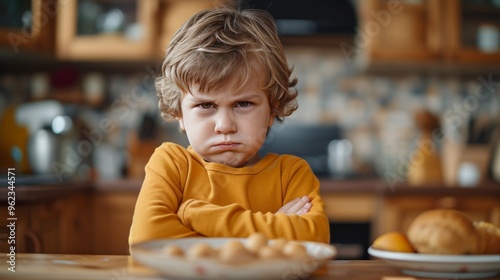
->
xmin=131 ymin=238 xmax=336 ymax=279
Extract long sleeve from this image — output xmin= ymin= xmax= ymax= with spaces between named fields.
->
xmin=177 ymin=158 xmax=330 ymax=243
xmin=129 ymin=143 xmax=330 ymax=245
xmin=178 ymin=200 xmax=329 ymax=243
xmin=128 ymin=145 xmax=201 ymax=246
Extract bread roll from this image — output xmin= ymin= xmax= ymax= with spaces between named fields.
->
xmin=407 ymin=209 xmax=478 ymax=254
xmin=219 ymin=240 xmax=256 ymax=264
xmin=474 ymin=221 xmax=500 ymax=254
xmin=246 ymin=232 xmax=268 ymax=254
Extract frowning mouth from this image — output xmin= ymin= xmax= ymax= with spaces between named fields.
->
xmin=213 ymin=142 xmax=240 ymax=150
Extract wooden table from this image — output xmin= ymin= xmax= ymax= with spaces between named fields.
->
xmin=1 ymin=254 xmax=499 ymax=280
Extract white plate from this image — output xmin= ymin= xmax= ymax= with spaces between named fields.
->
xmin=368 ymin=247 xmax=500 ymax=279
xmin=131 ymin=238 xmax=336 ymax=279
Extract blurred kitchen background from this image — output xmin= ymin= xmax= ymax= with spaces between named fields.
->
xmin=1 ymin=0 xmax=500 ymax=259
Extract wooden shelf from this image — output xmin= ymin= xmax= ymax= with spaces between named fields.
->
xmin=453 ymin=47 xmax=500 ymax=63
xmin=356 ymin=0 xmax=500 ymax=72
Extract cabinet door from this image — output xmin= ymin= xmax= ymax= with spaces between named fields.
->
xmin=356 ymin=0 xmax=444 ymax=62
xmin=56 ymin=0 xmax=159 ymax=60
xmin=443 ymin=0 xmax=500 ymax=64
xmin=322 ymin=193 xmax=376 ymax=222
xmin=28 ymin=199 xmax=66 ymax=253
xmin=1 ymin=196 xmax=89 ymax=254
xmin=24 ymin=194 xmax=90 ymax=254
xmin=90 ymin=192 xmax=138 ymax=255
xmin=58 ymin=195 xmax=91 ymax=254
xmin=0 ymin=0 xmax=55 ymax=54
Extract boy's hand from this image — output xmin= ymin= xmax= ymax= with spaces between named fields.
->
xmin=276 ymin=196 xmax=311 ymax=215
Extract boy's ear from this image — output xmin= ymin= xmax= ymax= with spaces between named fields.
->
xmin=177 ymin=117 xmax=186 ymax=132
xmin=268 ymin=113 xmax=275 ymax=128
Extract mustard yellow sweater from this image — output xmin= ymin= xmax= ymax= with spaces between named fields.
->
xmin=129 ymin=142 xmax=330 ymax=245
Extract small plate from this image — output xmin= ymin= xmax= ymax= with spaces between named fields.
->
xmin=368 ymin=247 xmax=500 ymax=279
xmin=131 ymin=238 xmax=336 ymax=279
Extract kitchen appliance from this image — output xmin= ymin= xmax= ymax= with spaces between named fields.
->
xmin=27 ymin=127 xmax=58 ymax=174
xmin=13 ymin=100 xmax=79 ymax=180
xmin=15 ymin=101 xmax=64 ymax=175
xmin=16 ymin=100 xmax=64 ymax=134
xmin=258 ymin=122 xmax=343 ymax=177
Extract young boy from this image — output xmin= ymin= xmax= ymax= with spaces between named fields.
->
xmin=129 ymin=6 xmax=330 ymax=246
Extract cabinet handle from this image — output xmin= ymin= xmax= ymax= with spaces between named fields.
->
xmin=25 ymin=229 xmax=42 ymax=253
xmin=435 ymin=196 xmax=459 ymax=209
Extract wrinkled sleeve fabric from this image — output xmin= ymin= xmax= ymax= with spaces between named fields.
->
xmin=177 ymin=158 xmax=330 ymax=243
xmin=129 ymin=145 xmax=201 ymax=247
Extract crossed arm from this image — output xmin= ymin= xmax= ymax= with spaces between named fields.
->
xmin=129 ymin=147 xmax=329 ymax=246
xmin=130 ymin=170 xmax=326 ymax=245
xmin=177 ymin=193 xmax=329 ymax=243
xmin=130 ymin=181 xmax=317 ymax=245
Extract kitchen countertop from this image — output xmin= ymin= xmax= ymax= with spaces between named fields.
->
xmin=1 ymin=178 xmax=499 ymax=203
xmin=0 ymin=178 xmax=140 ymax=203
xmin=2 ymin=253 xmax=499 ymax=280
xmin=0 ymin=181 xmax=91 ymax=203
xmin=89 ymin=178 xmax=500 ymax=195
xmin=319 ymin=179 xmax=500 ymax=195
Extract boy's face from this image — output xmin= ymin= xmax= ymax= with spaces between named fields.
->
xmin=178 ymin=71 xmax=275 ymax=167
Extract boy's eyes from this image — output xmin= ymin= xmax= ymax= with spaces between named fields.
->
xmin=237 ymin=101 xmax=253 ymax=107
xmin=198 ymin=102 xmax=214 ymax=109
xmin=196 ymin=101 xmax=253 ymax=109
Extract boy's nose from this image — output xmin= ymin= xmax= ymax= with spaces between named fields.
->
xmin=214 ymin=109 xmax=237 ymax=134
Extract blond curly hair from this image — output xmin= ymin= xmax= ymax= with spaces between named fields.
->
xmin=156 ymin=6 xmax=298 ymax=122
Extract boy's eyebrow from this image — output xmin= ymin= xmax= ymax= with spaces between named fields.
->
xmin=189 ymin=92 xmax=266 ymax=102
xmin=187 ymin=95 xmax=214 ymax=102
xmin=233 ymin=93 xmax=265 ymax=100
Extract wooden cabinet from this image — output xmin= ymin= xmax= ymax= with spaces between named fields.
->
xmin=0 ymin=0 xmax=56 ymax=54
xmin=0 ymin=194 xmax=90 ymax=254
xmin=443 ymin=0 xmax=500 ymax=64
xmin=89 ymin=191 xmax=138 ymax=255
xmin=0 ymin=183 xmax=138 ymax=255
xmin=59 ymin=194 xmax=91 ymax=253
xmin=56 ymin=0 xmax=159 ymax=60
xmin=356 ymin=0 xmax=500 ymax=66
xmin=28 ymin=194 xmax=90 ymax=253
xmin=0 ymin=0 xmax=216 ymax=60
xmin=321 ymin=180 xmax=500 ymax=246
xmin=373 ymin=192 xmax=500 ymax=240
xmin=55 ymin=0 xmax=217 ymax=60
xmin=356 ymin=0 xmax=444 ymax=62
xmin=322 ymin=193 xmax=376 ymax=223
